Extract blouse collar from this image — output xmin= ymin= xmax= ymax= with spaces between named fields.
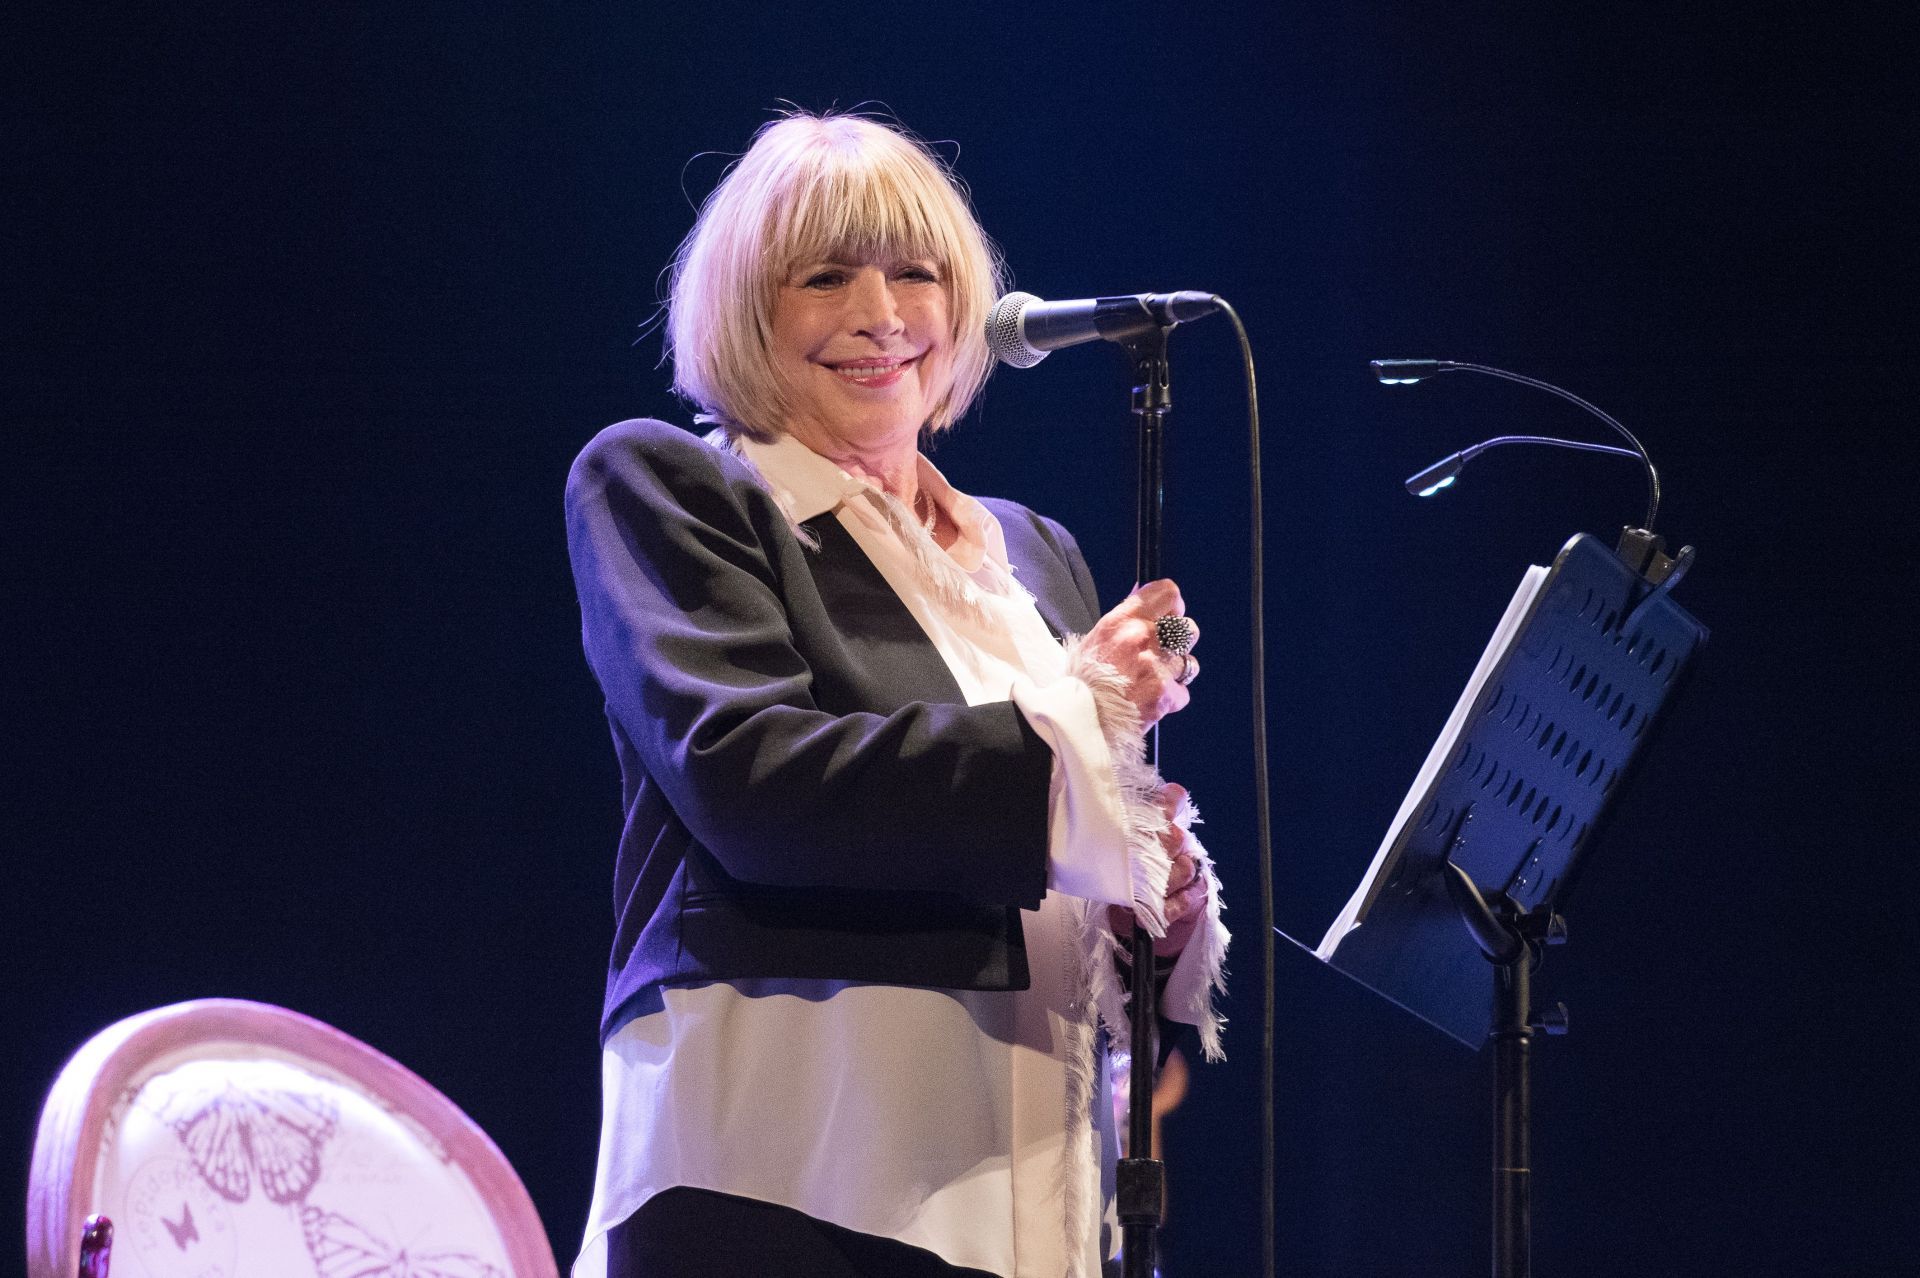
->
xmin=737 ymin=432 xmax=1008 ymax=575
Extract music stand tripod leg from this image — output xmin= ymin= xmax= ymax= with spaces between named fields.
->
xmin=1446 ymin=858 xmax=1568 ymax=1278
xmin=1492 ymin=944 xmax=1533 ymax=1278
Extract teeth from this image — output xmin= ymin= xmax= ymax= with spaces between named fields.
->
xmin=833 ymin=362 xmax=904 ymax=381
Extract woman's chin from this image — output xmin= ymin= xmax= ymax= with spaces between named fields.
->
xmin=815 ymin=401 xmax=928 ymax=447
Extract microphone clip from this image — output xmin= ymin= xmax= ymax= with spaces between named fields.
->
xmin=1116 ymin=322 xmax=1175 ymax=414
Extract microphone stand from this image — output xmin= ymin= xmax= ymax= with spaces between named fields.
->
xmin=1117 ymin=321 xmax=1173 ymax=1278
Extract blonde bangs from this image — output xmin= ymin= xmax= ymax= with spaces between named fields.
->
xmin=667 ymin=112 xmax=1005 ymax=440
xmin=764 ymin=143 xmax=955 ymax=279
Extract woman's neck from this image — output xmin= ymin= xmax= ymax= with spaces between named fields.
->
xmin=787 ymin=425 xmax=922 ymax=507
xmin=780 ymin=423 xmax=954 ymax=547
xmin=844 ymin=449 xmax=955 ymax=548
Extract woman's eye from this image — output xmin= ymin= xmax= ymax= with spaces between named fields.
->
xmin=898 ymin=265 xmax=940 ymax=283
xmin=801 ymin=270 xmax=846 ymax=289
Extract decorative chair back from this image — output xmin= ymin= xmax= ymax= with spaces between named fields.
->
xmin=28 ymin=999 xmax=559 ymax=1278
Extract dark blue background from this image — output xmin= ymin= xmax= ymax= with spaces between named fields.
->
xmin=9 ymin=2 xmax=1914 ymax=1274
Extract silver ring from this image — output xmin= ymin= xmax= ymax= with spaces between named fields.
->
xmin=1155 ymin=614 xmax=1197 ymax=655
xmin=1176 ymin=653 xmax=1199 ymax=686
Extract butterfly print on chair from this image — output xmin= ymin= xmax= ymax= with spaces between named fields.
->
xmin=164 ymin=1082 xmax=339 ymax=1204
xmin=160 ymin=1199 xmax=200 ymax=1250
xmin=299 ymin=1205 xmax=506 ymax=1278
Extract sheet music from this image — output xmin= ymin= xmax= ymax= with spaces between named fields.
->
xmin=1315 ymin=564 xmax=1551 ymax=961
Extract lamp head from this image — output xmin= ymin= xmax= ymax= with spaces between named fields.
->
xmin=1370 ymin=358 xmax=1448 ymax=385
xmin=1405 ymin=452 xmax=1466 ymax=497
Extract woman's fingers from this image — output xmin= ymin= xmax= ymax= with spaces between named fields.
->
xmin=1157 ymin=782 xmax=1189 ymax=820
xmin=1163 ymin=847 xmax=1210 ymax=929
xmin=1132 ymin=583 xmax=1198 ymax=654
xmin=1109 ymin=842 xmax=1208 ymax=955
xmin=1083 ymin=580 xmax=1199 ymax=726
xmin=1166 ymin=877 xmax=1209 ymax=931
xmin=1135 ymin=582 xmax=1197 ymax=720
xmin=1156 ymin=678 xmax=1191 ymax=722
xmin=1131 ymin=579 xmax=1185 ymax=619
xmin=1106 ymin=785 xmax=1210 ymax=956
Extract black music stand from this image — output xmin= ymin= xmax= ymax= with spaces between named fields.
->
xmin=1313 ymin=530 xmax=1707 ymax=1277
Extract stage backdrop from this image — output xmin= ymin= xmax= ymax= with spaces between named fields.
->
xmin=9 ymin=2 xmax=1915 ymax=1274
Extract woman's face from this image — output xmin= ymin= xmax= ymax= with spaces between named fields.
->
xmin=768 ymin=251 xmax=951 ymax=457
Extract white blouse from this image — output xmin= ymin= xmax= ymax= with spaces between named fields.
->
xmin=574 ymin=433 xmax=1227 ymax=1278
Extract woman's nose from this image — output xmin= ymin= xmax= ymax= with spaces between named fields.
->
xmin=846 ymin=267 xmax=905 ymax=337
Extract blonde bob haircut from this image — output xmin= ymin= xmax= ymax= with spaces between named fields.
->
xmin=666 ymin=112 xmax=1008 ymax=441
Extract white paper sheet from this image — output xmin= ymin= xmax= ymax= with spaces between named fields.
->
xmin=1315 ymin=564 xmax=1551 ymax=961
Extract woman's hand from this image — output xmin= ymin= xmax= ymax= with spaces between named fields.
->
xmin=1110 ymin=782 xmax=1211 ymax=959
xmin=1078 ymin=579 xmax=1198 ymax=728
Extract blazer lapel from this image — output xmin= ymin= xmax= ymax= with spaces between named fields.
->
xmin=800 ymin=515 xmax=969 ymax=708
xmin=996 ymin=517 xmax=1096 ymax=641
xmin=1022 ymin=572 xmax=1079 ymax=642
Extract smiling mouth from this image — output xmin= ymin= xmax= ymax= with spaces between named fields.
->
xmin=827 ymin=355 xmax=918 ymax=384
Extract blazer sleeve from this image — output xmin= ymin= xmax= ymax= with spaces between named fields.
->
xmin=565 ymin=421 xmax=1052 ymax=907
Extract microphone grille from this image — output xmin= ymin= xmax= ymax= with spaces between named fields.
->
xmin=986 ymin=292 xmax=1047 ymax=368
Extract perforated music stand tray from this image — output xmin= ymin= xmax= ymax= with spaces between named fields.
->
xmin=1315 ymin=531 xmax=1708 ymax=1048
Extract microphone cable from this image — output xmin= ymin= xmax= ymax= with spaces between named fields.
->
xmin=1212 ymin=297 xmax=1276 ymax=1278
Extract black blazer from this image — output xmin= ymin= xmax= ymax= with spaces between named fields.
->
xmin=566 ymin=419 xmax=1105 ymax=1040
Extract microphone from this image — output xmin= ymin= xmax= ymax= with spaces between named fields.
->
xmin=987 ymin=291 xmax=1220 ymax=368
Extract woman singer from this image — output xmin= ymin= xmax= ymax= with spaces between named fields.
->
xmin=565 ymin=111 xmax=1229 ymax=1278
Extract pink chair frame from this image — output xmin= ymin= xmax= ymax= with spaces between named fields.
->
xmin=27 ymin=998 xmax=560 ymax=1278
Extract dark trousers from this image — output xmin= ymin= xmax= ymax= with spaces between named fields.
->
xmin=605 ymin=1187 xmax=1001 ymax=1278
